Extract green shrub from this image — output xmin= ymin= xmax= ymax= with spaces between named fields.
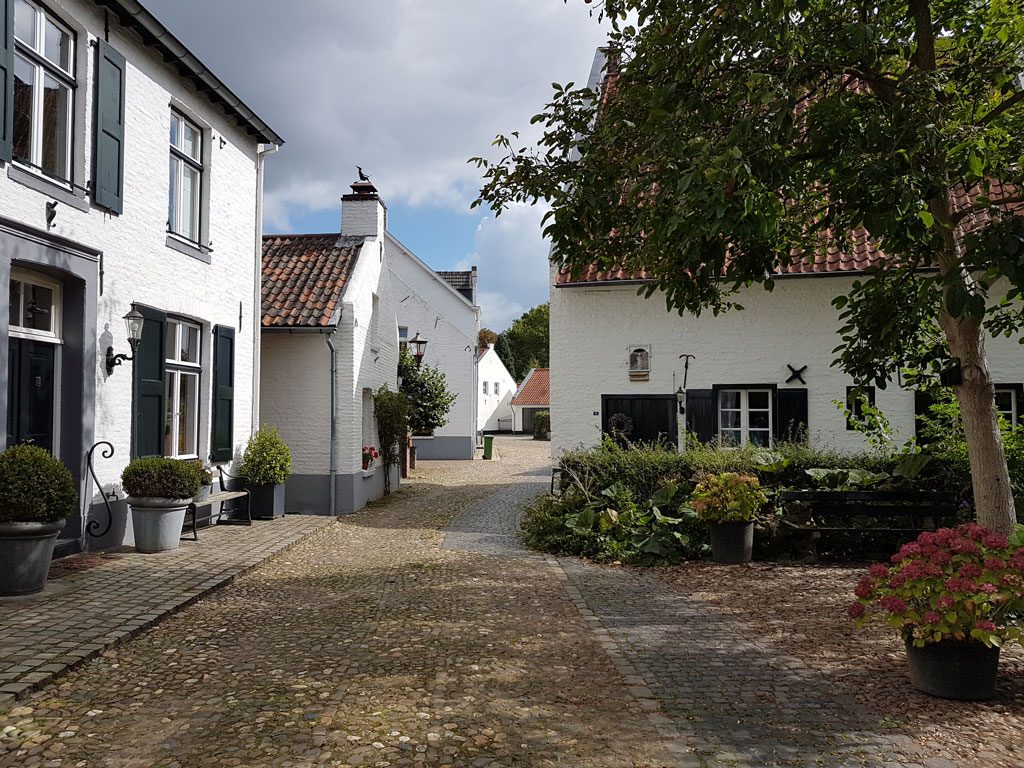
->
xmin=240 ymin=427 xmax=292 ymax=486
xmin=533 ymin=411 xmax=550 ymax=440
xmin=689 ymin=472 xmax=767 ymax=522
xmin=0 ymin=444 xmax=78 ymax=524
xmin=122 ymin=457 xmax=201 ymax=500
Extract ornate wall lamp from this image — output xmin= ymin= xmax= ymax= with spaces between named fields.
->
xmin=105 ymin=308 xmax=145 ymax=375
xmin=409 ymin=333 xmax=428 ymax=368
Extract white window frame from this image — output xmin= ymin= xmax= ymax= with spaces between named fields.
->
xmin=398 ymin=326 xmax=409 ymax=352
xmin=163 ymin=319 xmax=202 ymax=459
xmin=494 ymin=382 xmax=500 ymax=397
xmin=718 ymin=389 xmax=773 ymax=448
xmin=8 ymin=268 xmax=62 ymax=344
xmin=995 ymin=387 xmax=1019 ymax=428
xmin=168 ymin=110 xmax=204 ymax=244
xmin=12 ymin=0 xmax=76 ymax=184
xmin=482 ymin=381 xmax=489 ymax=396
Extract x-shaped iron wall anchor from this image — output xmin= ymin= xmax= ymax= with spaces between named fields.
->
xmin=786 ymin=364 xmax=808 ymax=384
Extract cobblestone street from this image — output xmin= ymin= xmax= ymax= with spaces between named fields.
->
xmin=1 ymin=437 xmax=1021 ymax=767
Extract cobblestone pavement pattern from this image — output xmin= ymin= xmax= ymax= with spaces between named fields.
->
xmin=0 ymin=438 xmax=671 ymax=767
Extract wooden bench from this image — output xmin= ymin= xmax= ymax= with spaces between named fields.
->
xmin=183 ymin=466 xmax=251 ymax=541
xmin=778 ymin=490 xmax=960 ymax=535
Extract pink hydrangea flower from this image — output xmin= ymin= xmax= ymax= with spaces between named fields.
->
xmin=975 ymin=620 xmax=997 ymax=632
xmin=879 ymin=596 xmax=908 ymax=615
xmin=923 ymin=611 xmax=941 ymax=625
xmin=936 ymin=595 xmax=955 ymax=610
xmin=854 ymin=578 xmax=875 ymax=599
xmin=847 ymin=602 xmax=866 ymax=619
xmin=868 ymin=564 xmax=889 ymax=579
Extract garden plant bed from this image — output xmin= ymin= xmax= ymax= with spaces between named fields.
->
xmin=655 ymin=561 xmax=1024 ymax=766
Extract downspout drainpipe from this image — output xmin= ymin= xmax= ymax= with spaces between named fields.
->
xmin=253 ymin=143 xmax=280 ymax=434
xmin=325 ymin=330 xmax=338 ymax=517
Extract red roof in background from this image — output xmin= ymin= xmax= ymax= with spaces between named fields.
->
xmin=511 ymin=368 xmax=550 ymax=407
xmin=262 ymin=234 xmax=365 ymax=328
xmin=556 ymin=181 xmax=1023 ymax=286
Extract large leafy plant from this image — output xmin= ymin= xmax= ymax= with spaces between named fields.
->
xmin=240 ymin=427 xmax=292 ymax=487
xmin=0 ymin=445 xmax=77 ymax=524
xmin=849 ymin=524 xmax=1024 ymax=648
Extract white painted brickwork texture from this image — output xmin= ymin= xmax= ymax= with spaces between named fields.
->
xmin=387 ymin=234 xmax=478 ymax=446
xmin=477 ymin=347 xmax=516 ymax=431
xmin=0 ymin=0 xmax=260 ymax=488
xmin=550 ymin=275 xmax=1024 ymax=457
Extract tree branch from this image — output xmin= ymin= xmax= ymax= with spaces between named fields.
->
xmin=977 ymin=90 xmax=1024 ymax=127
xmin=907 ymin=0 xmax=937 ymax=72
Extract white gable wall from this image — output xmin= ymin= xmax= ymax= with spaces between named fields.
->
xmin=478 ymin=345 xmax=516 ymax=431
xmin=550 ymin=274 xmax=1024 ymax=457
xmin=387 ymin=234 xmax=479 ymax=459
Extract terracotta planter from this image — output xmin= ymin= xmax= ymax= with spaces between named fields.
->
xmin=0 ymin=520 xmax=66 ymax=596
xmin=707 ymin=520 xmax=754 ymax=564
xmin=905 ymin=638 xmax=1000 ymax=700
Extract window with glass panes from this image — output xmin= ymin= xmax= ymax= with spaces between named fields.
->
xmin=995 ymin=387 xmax=1019 ymax=428
xmin=8 ymin=271 xmax=60 ymax=340
xmin=718 ymin=389 xmax=773 ymax=447
xmin=12 ymin=0 xmax=75 ymax=182
xmin=163 ymin=319 xmax=201 ymax=458
xmin=168 ymin=111 xmax=203 ymax=242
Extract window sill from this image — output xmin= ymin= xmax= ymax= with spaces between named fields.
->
xmin=166 ymin=234 xmax=212 ymax=264
xmin=360 ymin=467 xmax=377 ymax=478
xmin=7 ymin=164 xmax=90 ymax=212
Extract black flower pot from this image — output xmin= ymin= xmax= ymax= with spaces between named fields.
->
xmin=707 ymin=520 xmax=754 ymax=564
xmin=0 ymin=520 xmax=66 ymax=596
xmin=905 ymin=638 xmax=1000 ymax=700
xmin=248 ymin=483 xmax=285 ymax=520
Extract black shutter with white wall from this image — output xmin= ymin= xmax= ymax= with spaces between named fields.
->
xmin=210 ymin=325 xmax=235 ymax=463
xmin=775 ymin=388 xmax=809 ymax=442
xmin=685 ymin=389 xmax=716 ymax=443
xmin=132 ymin=306 xmax=166 ymax=458
xmin=0 ymin=0 xmax=13 ymax=163
xmin=93 ymin=39 xmax=126 ymax=213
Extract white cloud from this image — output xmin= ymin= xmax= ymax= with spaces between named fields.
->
xmin=459 ymin=203 xmax=552 ymax=331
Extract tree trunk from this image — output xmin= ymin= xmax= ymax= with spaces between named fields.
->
xmin=939 ymin=317 xmax=1017 ymax=535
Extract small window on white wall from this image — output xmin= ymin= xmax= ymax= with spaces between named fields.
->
xmin=361 ymin=388 xmax=376 ymax=454
xmin=399 ymin=326 xmax=408 ymax=351
xmin=482 ymin=381 xmax=489 ymax=395
xmin=494 ymin=382 xmax=500 ymax=397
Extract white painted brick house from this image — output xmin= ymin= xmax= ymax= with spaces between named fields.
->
xmin=477 ymin=343 xmax=515 ymax=432
xmin=260 ymin=180 xmax=400 ymax=514
xmin=387 ymin=240 xmax=479 ymax=460
xmin=0 ymin=0 xmax=282 ymax=553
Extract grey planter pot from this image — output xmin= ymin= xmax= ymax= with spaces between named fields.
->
xmin=127 ymin=497 xmax=191 ymax=553
xmin=708 ymin=520 xmax=754 ymax=564
xmin=0 ymin=520 xmax=66 ymax=596
xmin=194 ymin=484 xmax=213 ymax=503
xmin=248 ymin=483 xmax=285 ymax=520
xmin=905 ymin=638 xmax=1001 ymax=700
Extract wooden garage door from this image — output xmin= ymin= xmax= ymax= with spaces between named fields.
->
xmin=601 ymin=395 xmax=678 ymax=447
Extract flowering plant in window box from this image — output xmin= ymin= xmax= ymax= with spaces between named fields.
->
xmin=687 ymin=472 xmax=767 ymax=564
xmin=362 ymin=446 xmax=380 ymax=471
xmin=849 ymin=524 xmax=1024 ymax=700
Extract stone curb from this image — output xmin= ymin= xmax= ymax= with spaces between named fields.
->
xmin=0 ymin=519 xmax=334 ymax=706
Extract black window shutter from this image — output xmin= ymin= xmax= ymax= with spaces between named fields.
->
xmin=210 ymin=325 xmax=235 ymax=463
xmin=775 ymin=388 xmax=809 ymax=442
xmin=132 ymin=306 xmax=166 ymax=458
xmin=93 ymin=40 xmax=126 ymax=214
xmin=685 ymin=389 xmax=716 ymax=444
xmin=0 ymin=0 xmax=13 ymax=163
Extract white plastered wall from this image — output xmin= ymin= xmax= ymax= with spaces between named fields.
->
xmin=477 ymin=346 xmax=516 ymax=431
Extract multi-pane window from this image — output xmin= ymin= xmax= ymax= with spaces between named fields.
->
xmin=399 ymin=326 xmax=409 ymax=352
xmin=719 ymin=389 xmax=772 ymax=447
xmin=168 ymin=111 xmax=203 ymax=242
xmin=995 ymin=387 xmax=1019 ymax=428
xmin=12 ymin=0 xmax=75 ymax=182
xmin=8 ymin=272 xmax=60 ymax=340
xmin=482 ymin=381 xmax=489 ymax=395
xmin=163 ymin=319 xmax=201 ymax=458
xmin=494 ymin=382 xmax=500 ymax=397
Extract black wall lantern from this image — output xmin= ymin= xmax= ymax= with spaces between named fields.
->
xmin=409 ymin=332 xmax=428 ymax=368
xmin=105 ymin=308 xmax=145 ymax=375
xmin=676 ymin=386 xmax=686 ymax=416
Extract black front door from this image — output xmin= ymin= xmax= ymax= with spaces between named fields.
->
xmin=6 ymin=338 xmax=57 ymax=453
xmin=602 ymin=395 xmax=678 ymax=447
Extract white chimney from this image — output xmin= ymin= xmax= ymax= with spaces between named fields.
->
xmin=341 ymin=180 xmax=387 ymax=239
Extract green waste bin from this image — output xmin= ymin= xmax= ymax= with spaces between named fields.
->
xmin=483 ymin=435 xmax=494 ymax=460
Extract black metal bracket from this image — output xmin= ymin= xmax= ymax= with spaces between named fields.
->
xmin=85 ymin=441 xmax=118 ymax=539
xmin=105 ymin=337 xmax=140 ymax=375
xmin=786 ymin=364 xmax=808 ymax=384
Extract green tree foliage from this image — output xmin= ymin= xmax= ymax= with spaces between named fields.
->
xmin=374 ymin=386 xmax=410 ymax=495
xmin=478 ymin=328 xmax=499 ymax=349
xmin=398 ymin=348 xmax=458 ymax=436
xmin=497 ymin=303 xmax=550 ymax=381
xmin=472 ymin=0 xmax=1024 ymax=533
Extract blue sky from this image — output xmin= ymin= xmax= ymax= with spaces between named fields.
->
xmin=145 ymin=0 xmax=610 ymax=330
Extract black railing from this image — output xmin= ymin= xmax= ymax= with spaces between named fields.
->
xmin=84 ymin=441 xmax=118 ymax=538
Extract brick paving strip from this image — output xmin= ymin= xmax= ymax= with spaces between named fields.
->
xmin=0 ymin=517 xmax=330 ymax=704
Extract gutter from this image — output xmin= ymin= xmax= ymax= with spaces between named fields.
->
xmin=325 ymin=331 xmax=338 ymax=517
xmin=253 ymin=143 xmax=280 ymax=434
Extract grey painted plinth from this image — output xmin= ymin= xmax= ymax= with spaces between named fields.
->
xmin=412 ymin=435 xmax=475 ymax=460
xmin=284 ymin=467 xmax=401 ymax=515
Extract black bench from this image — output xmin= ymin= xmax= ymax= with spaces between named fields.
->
xmin=778 ymin=490 xmax=960 ymax=535
xmin=183 ymin=466 xmax=252 ymax=541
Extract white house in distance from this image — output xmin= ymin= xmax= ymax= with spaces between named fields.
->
xmin=477 ymin=343 xmax=516 ymax=432
xmin=511 ymin=367 xmax=550 ymax=434
xmin=549 ymin=50 xmax=1024 ymax=457
xmin=260 ymin=180 xmax=400 ymax=515
xmin=0 ymin=0 xmax=283 ymax=553
xmin=388 ymin=242 xmax=479 ymax=459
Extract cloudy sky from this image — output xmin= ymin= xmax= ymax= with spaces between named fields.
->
xmin=145 ymin=0 xmax=610 ymax=330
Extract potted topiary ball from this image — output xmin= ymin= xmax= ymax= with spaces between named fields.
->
xmin=122 ymin=458 xmax=201 ymax=553
xmin=0 ymin=445 xmax=78 ymax=596
xmin=240 ymin=427 xmax=292 ymax=519
xmin=689 ymin=472 xmax=767 ymax=564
